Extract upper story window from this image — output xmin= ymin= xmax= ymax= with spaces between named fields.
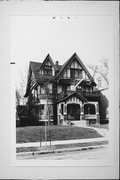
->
xmin=41 ymin=86 xmax=45 ymax=94
xmin=70 ymin=68 xmax=82 ymax=78
xmin=57 ymin=85 xmax=62 ymax=94
xmin=47 ymin=84 xmax=53 ymax=94
xmin=43 ymin=65 xmax=53 ymax=76
xmin=37 ymin=84 xmax=53 ymax=95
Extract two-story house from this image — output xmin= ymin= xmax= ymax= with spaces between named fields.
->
xmin=24 ymin=53 xmax=101 ymax=126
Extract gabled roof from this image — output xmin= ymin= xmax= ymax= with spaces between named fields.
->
xmin=39 ymin=54 xmax=56 ymax=71
xmin=29 ymin=61 xmax=42 ymax=81
xmin=25 ymin=61 xmax=42 ymax=96
xmin=55 ymin=53 xmax=94 ymax=82
xmin=57 ymin=91 xmax=88 ymax=103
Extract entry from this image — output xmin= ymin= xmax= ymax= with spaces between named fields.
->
xmin=67 ymin=103 xmax=80 ymax=120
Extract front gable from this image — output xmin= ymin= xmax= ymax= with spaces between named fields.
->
xmin=56 ymin=53 xmax=94 ymax=82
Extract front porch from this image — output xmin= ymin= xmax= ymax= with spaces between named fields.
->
xmin=57 ymin=92 xmax=100 ymax=126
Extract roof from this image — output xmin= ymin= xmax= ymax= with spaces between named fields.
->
xmin=30 ymin=61 xmax=42 ymax=78
xmin=55 ymin=53 xmax=94 ymax=82
xmin=79 ymin=79 xmax=97 ymax=87
xmin=29 ymin=55 xmax=62 ymax=82
xmin=55 ymin=64 xmax=62 ymax=71
xmin=57 ymin=91 xmax=88 ymax=103
xmin=25 ymin=53 xmax=96 ymax=96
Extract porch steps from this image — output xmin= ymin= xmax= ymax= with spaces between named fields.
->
xmin=72 ymin=120 xmax=87 ymax=127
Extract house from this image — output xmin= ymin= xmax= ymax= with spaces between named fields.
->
xmin=25 ymin=53 xmax=102 ymax=126
xmin=16 ymin=105 xmax=28 ymax=127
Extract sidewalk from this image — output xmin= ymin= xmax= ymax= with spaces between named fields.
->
xmin=16 ymin=136 xmax=108 ymax=148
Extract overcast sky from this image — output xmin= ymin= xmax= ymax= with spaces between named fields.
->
xmin=11 ymin=16 xmax=113 ymax=89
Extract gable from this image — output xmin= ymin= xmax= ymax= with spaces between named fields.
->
xmin=57 ymin=91 xmax=88 ymax=103
xmin=39 ymin=54 xmax=56 ymax=76
xmin=57 ymin=54 xmax=91 ymax=81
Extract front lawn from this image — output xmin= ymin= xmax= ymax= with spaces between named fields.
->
xmin=16 ymin=125 xmax=103 ymax=143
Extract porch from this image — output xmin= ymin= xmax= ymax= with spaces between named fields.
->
xmin=57 ymin=93 xmax=100 ymax=126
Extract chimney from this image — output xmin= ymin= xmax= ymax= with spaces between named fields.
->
xmin=55 ymin=61 xmax=59 ymax=66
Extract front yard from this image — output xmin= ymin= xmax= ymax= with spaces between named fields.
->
xmin=16 ymin=125 xmax=103 ymax=143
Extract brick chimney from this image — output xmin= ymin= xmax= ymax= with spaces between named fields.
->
xmin=55 ymin=61 xmax=59 ymax=66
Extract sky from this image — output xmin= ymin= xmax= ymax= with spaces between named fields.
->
xmin=11 ymin=16 xmax=113 ymax=90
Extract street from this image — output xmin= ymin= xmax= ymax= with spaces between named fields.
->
xmin=17 ymin=145 xmax=109 ymax=160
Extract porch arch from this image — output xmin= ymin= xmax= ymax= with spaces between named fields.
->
xmin=84 ymin=103 xmax=96 ymax=115
xmin=67 ymin=103 xmax=81 ymax=120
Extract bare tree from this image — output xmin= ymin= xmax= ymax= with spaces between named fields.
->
xmin=16 ymin=66 xmax=28 ymax=105
xmin=88 ymin=58 xmax=109 ymax=85
xmin=16 ymin=89 xmax=21 ymax=106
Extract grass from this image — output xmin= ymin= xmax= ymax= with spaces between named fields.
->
xmin=16 ymin=125 xmax=103 ymax=143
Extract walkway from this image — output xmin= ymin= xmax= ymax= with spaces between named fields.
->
xmin=72 ymin=121 xmax=109 ymax=137
xmin=16 ymin=136 xmax=108 ymax=148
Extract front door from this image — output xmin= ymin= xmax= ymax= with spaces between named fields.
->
xmin=67 ymin=103 xmax=80 ymax=120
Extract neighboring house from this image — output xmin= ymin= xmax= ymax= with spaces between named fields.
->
xmin=25 ymin=53 xmax=102 ymax=126
xmin=16 ymin=105 xmax=28 ymax=126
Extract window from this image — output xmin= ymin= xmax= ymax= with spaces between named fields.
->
xmin=48 ymin=104 xmax=53 ymax=116
xmin=47 ymin=84 xmax=53 ymax=94
xmin=86 ymin=87 xmax=89 ymax=92
xmin=38 ymin=85 xmax=40 ymax=95
xmin=41 ymin=86 xmax=45 ymax=94
xmin=70 ymin=68 xmax=82 ymax=78
xmin=57 ymin=85 xmax=62 ymax=93
xmin=43 ymin=65 xmax=52 ymax=76
xmin=40 ymin=104 xmax=45 ymax=116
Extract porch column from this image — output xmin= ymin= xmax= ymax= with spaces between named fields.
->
xmin=57 ymin=104 xmax=61 ymax=125
xmin=64 ymin=103 xmax=67 ymax=124
xmin=96 ymin=103 xmax=100 ymax=124
xmin=81 ymin=104 xmax=85 ymax=120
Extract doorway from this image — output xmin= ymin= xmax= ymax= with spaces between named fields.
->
xmin=67 ymin=103 xmax=80 ymax=120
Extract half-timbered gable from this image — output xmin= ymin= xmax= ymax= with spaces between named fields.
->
xmin=55 ymin=53 xmax=94 ymax=81
xmin=39 ymin=54 xmax=56 ymax=76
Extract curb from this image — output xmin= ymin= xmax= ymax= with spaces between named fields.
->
xmin=16 ymin=144 xmax=108 ymax=156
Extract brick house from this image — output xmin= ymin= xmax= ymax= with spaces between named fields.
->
xmin=25 ymin=53 xmax=102 ymax=125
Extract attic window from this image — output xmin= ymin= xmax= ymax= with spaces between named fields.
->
xmin=43 ymin=65 xmax=52 ymax=76
xmin=70 ymin=68 xmax=82 ymax=78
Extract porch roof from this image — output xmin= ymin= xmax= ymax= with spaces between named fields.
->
xmin=57 ymin=91 xmax=88 ymax=103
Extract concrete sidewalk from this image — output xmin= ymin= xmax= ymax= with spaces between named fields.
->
xmin=16 ymin=136 xmax=108 ymax=148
